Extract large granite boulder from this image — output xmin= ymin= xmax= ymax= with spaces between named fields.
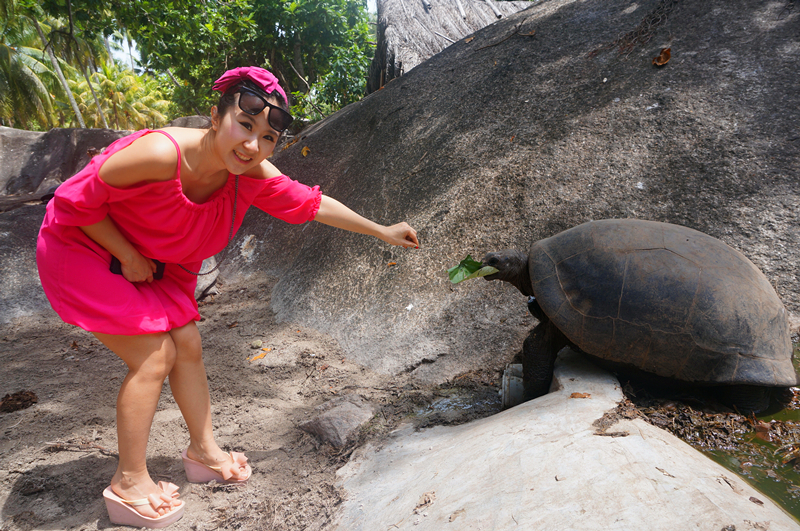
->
xmin=0 ymin=127 xmax=130 ymax=212
xmin=227 ymin=0 xmax=800 ymax=381
xmin=1 ymin=0 xmax=798 ymax=385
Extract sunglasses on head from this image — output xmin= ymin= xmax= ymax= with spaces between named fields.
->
xmin=237 ymin=87 xmax=294 ymax=133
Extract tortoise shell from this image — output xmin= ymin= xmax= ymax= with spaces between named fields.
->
xmin=529 ymin=219 xmax=796 ymax=387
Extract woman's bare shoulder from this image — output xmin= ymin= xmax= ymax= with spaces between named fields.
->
xmin=98 ymin=130 xmax=183 ymax=187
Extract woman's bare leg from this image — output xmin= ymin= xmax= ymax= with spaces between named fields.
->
xmin=92 ymin=331 xmax=182 ymax=518
xmin=167 ymin=322 xmax=247 ymax=477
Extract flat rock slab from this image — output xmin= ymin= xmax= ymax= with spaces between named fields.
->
xmin=300 ymin=394 xmax=376 ymax=447
xmin=333 ymin=350 xmax=799 ymax=530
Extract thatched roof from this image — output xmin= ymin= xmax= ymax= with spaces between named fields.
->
xmin=368 ymin=0 xmax=534 ymax=92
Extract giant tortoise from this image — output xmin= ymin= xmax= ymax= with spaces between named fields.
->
xmin=482 ymin=219 xmax=797 ymax=413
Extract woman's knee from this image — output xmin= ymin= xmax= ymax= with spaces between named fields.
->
xmin=169 ymin=322 xmax=203 ymax=364
xmin=139 ymin=340 xmax=178 ymax=380
xmin=93 ymin=331 xmax=177 ymax=380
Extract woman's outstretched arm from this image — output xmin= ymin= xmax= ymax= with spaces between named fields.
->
xmin=314 ymin=195 xmax=419 ymax=248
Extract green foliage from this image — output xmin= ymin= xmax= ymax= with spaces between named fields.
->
xmin=316 ymin=42 xmax=371 ymax=107
xmin=448 ymin=256 xmax=499 ymax=284
xmin=100 ymin=0 xmax=260 ymax=116
xmin=253 ymin=0 xmax=373 ymax=120
xmin=0 ymin=1 xmax=175 ymax=130
xmin=66 ymin=62 xmax=170 ymax=129
xmin=3 ymin=0 xmax=373 ymax=128
xmin=103 ymin=0 xmax=373 ymax=120
xmin=289 ymin=41 xmax=370 ymax=123
xmin=0 ymin=8 xmax=63 ymax=129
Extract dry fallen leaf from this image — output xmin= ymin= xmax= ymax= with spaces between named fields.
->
xmin=749 ymin=496 xmax=764 ymax=506
xmin=249 ymin=352 xmax=267 ymax=362
xmin=754 ymin=420 xmax=772 ymax=442
xmin=570 ymin=392 xmax=591 ymax=399
xmin=414 ymin=491 xmax=436 ymax=514
xmin=0 ymin=390 xmax=38 ymax=413
xmin=464 ymin=36 xmax=474 ymax=43
xmin=282 ymin=138 xmax=299 ymax=151
xmin=449 ymin=509 xmax=466 ymax=522
xmin=227 ymin=321 xmax=239 ymax=328
xmin=780 ymin=448 xmax=800 ymax=465
xmin=722 ymin=476 xmax=744 ymax=494
xmin=652 ymin=47 xmax=671 ymax=67
xmin=301 ymin=146 xmax=311 ymax=157
xmin=755 ymin=420 xmax=771 ymax=431
xmin=656 ymin=467 xmax=675 ymax=478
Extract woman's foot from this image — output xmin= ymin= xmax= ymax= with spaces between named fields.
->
xmin=184 ymin=444 xmax=250 ymax=482
xmin=110 ymin=471 xmax=182 ymax=519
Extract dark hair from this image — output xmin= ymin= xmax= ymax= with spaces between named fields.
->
xmin=216 ymin=80 xmax=289 ymax=117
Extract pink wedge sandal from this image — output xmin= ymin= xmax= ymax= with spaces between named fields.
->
xmin=181 ymin=449 xmax=251 ymax=484
xmin=103 ymin=481 xmax=184 ymax=528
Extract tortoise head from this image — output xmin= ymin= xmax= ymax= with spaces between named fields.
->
xmin=481 ymin=249 xmax=534 ymax=297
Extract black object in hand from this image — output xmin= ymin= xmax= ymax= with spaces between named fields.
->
xmin=110 ymin=256 xmax=165 ymax=280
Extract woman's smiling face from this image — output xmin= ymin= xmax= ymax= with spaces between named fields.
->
xmin=212 ymin=93 xmax=280 ymax=173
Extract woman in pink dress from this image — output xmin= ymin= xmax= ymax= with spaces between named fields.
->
xmin=36 ymin=67 xmax=418 ymax=528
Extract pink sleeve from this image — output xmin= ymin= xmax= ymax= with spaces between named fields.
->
xmin=252 ymin=174 xmax=322 ymax=224
xmin=51 ymin=162 xmax=111 ymax=226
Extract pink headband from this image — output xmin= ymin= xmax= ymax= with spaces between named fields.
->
xmin=212 ymin=67 xmax=287 ymax=104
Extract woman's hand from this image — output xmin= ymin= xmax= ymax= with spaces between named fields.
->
xmin=378 ymin=222 xmax=419 ymax=248
xmin=80 ymin=216 xmax=158 ymax=283
xmin=119 ymin=252 xmax=158 ymax=283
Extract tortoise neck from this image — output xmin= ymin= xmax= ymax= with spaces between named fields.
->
xmin=519 ymin=264 xmax=534 ymax=297
xmin=511 ymin=256 xmax=533 ymax=297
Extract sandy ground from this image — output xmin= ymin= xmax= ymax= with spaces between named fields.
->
xmin=2 ymin=271 xmax=796 ymax=531
xmin=0 ymin=273 xmax=504 ymax=531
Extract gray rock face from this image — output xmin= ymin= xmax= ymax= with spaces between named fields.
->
xmin=166 ymin=115 xmax=211 ymax=129
xmin=193 ymin=256 xmax=220 ymax=300
xmin=0 ymin=204 xmax=53 ymax=324
xmin=229 ymin=0 xmax=800 ymax=381
xmin=0 ymin=127 xmax=129 ymax=326
xmin=0 ymin=124 xmax=219 ymax=319
xmin=299 ymin=395 xmax=376 ymax=447
xmin=1 ymin=0 xmax=798 ymax=385
xmin=0 ymin=127 xmax=130 ymax=212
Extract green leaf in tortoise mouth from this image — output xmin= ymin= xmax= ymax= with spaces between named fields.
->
xmin=447 ymin=255 xmax=499 ymax=284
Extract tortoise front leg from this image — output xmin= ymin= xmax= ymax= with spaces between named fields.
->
xmin=522 ymin=320 xmax=568 ymax=400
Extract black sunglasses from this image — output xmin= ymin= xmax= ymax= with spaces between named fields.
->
xmin=237 ymin=87 xmax=294 ymax=133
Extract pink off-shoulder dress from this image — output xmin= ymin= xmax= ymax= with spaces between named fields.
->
xmin=36 ymin=129 xmax=321 ymax=335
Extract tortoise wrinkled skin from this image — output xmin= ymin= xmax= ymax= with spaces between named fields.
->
xmin=487 ymin=219 xmax=797 ymax=388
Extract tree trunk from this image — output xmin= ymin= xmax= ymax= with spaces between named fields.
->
xmin=77 ymin=57 xmax=110 ymax=128
xmin=126 ymin=31 xmax=135 ymax=71
xmin=33 ymin=17 xmax=86 ymax=128
xmin=293 ymin=40 xmax=305 ymax=83
xmin=111 ymin=99 xmax=119 ymax=129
